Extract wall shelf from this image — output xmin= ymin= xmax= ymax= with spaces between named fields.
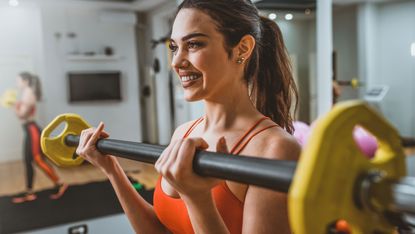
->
xmin=66 ymin=54 xmax=122 ymax=61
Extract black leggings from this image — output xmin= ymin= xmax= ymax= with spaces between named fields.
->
xmin=23 ymin=122 xmax=58 ymax=190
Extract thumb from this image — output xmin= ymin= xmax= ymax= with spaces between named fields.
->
xmin=216 ymin=136 xmax=229 ymax=153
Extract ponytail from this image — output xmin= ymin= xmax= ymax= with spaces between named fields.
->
xmin=19 ymin=72 xmax=42 ymax=101
xmin=248 ymin=16 xmax=298 ymax=134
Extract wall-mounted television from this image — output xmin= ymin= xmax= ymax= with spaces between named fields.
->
xmin=68 ymin=71 xmax=122 ymax=102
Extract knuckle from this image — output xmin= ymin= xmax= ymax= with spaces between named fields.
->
xmin=171 ymin=167 xmax=182 ymax=179
xmin=161 ymin=166 xmax=172 ymax=178
xmin=183 ymin=138 xmax=194 ymax=147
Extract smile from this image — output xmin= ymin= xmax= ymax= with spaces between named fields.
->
xmin=180 ymin=75 xmax=201 ymax=82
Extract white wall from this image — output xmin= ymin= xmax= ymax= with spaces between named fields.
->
xmin=148 ymin=1 xmax=186 ymax=145
xmin=278 ymin=18 xmax=316 ymax=122
xmin=333 ymin=5 xmax=359 ymax=101
xmin=374 ymin=0 xmax=415 ymax=136
xmin=0 ymin=5 xmax=44 ymax=162
xmin=0 ymin=1 xmax=142 ymax=163
xmin=39 ymin=2 xmax=142 ymax=141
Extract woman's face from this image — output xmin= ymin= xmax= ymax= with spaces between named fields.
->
xmin=170 ymin=8 xmax=240 ymax=101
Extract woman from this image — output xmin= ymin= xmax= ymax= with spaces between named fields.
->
xmin=12 ymin=72 xmax=68 ymax=203
xmin=76 ymin=0 xmax=300 ymax=233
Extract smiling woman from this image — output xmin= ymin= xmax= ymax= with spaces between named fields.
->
xmin=74 ymin=0 xmax=300 ymax=233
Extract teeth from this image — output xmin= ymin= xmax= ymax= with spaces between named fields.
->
xmin=181 ymin=75 xmax=200 ymax=82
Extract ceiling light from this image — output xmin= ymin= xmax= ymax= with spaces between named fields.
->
xmin=285 ymin=13 xmax=293 ymax=21
xmin=411 ymin=42 xmax=415 ymax=57
xmin=268 ymin=13 xmax=277 ymax=20
xmin=9 ymin=0 xmax=19 ymax=7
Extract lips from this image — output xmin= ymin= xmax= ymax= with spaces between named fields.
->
xmin=178 ymin=72 xmax=202 ymax=88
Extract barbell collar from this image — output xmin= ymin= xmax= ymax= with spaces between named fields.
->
xmin=389 ymin=177 xmax=415 ymax=216
xmin=357 ymin=172 xmax=415 ymax=227
xmin=65 ymin=134 xmax=296 ymax=193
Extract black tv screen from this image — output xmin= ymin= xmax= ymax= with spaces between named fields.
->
xmin=68 ymin=71 xmax=121 ymax=102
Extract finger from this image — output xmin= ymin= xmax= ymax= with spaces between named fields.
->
xmin=78 ymin=129 xmax=93 ymax=150
xmin=86 ymin=122 xmax=105 ymax=146
xmin=194 ymin=137 xmax=209 ymax=150
xmin=82 ymin=129 xmax=95 ymax=147
xmin=101 ymin=130 xmax=110 ymax=138
xmin=77 ymin=129 xmax=95 ymax=156
xmin=155 ymin=141 xmax=176 ymax=172
xmin=162 ymin=139 xmax=184 ymax=177
xmin=216 ymin=136 xmax=229 ymax=153
xmin=175 ymin=138 xmax=208 ymax=170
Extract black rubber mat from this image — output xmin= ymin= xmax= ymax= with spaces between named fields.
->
xmin=0 ymin=180 xmax=153 ymax=234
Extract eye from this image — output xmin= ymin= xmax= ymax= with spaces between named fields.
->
xmin=168 ymin=42 xmax=178 ymax=53
xmin=187 ymin=41 xmax=204 ymax=50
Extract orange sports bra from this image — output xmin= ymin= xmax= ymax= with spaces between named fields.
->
xmin=153 ymin=116 xmax=278 ymax=234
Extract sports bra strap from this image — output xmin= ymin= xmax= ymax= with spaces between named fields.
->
xmin=229 ymin=116 xmax=269 ymax=154
xmin=232 ymin=124 xmax=278 ymax=155
xmin=182 ymin=116 xmax=204 ymax=139
xmin=182 ymin=116 xmax=278 ymax=155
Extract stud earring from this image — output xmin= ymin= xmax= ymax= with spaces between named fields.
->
xmin=236 ymin=57 xmax=245 ymax=64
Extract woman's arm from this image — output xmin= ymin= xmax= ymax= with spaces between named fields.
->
xmin=76 ymin=124 xmax=168 ymax=234
xmin=182 ymin=191 xmax=229 ymax=234
xmin=104 ymin=159 xmax=168 ymax=234
xmin=242 ymin=135 xmax=300 ymax=234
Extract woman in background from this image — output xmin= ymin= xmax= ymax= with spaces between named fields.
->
xmin=12 ymin=72 xmax=68 ymax=203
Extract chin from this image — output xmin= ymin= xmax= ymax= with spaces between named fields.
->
xmin=184 ymin=93 xmax=203 ymax=102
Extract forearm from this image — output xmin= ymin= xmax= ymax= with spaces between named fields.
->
xmin=182 ymin=192 xmax=229 ymax=234
xmin=104 ymin=160 xmax=167 ymax=234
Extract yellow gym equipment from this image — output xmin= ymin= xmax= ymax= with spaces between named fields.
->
xmin=0 ymin=89 xmax=17 ymax=108
xmin=41 ymin=101 xmax=415 ymax=233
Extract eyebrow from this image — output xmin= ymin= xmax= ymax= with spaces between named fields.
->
xmin=170 ymin=32 xmax=209 ymax=43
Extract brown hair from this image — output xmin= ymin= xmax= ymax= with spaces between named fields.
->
xmin=177 ymin=0 xmax=298 ymax=133
xmin=19 ymin=72 xmax=42 ymax=101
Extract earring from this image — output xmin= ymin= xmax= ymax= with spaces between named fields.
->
xmin=236 ymin=57 xmax=245 ymax=64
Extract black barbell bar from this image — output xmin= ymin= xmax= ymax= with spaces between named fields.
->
xmin=65 ymin=134 xmax=415 ymax=227
xmin=65 ymin=134 xmax=296 ymax=193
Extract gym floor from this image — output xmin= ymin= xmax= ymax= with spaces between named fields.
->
xmin=0 ymin=158 xmax=159 ymax=197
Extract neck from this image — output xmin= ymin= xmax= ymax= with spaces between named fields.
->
xmin=202 ymin=83 xmax=261 ymax=132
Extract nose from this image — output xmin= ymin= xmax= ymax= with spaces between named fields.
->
xmin=171 ymin=48 xmax=190 ymax=69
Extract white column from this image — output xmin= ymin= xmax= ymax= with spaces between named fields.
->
xmin=316 ymin=0 xmax=333 ymax=116
xmin=357 ymin=3 xmax=377 ymax=94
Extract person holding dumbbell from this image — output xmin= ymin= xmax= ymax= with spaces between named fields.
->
xmin=12 ymin=72 xmax=68 ymax=203
xmin=76 ymin=0 xmax=301 ymax=233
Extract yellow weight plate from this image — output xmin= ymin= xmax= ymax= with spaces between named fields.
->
xmin=41 ymin=114 xmax=91 ymax=167
xmin=289 ymin=101 xmax=406 ymax=234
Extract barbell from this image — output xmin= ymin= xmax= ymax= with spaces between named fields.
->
xmin=40 ymin=101 xmax=415 ymax=234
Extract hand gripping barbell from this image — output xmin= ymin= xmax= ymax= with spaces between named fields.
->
xmin=40 ymin=101 xmax=415 ymax=234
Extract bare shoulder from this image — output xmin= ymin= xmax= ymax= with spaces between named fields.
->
xmin=247 ymin=126 xmax=301 ymax=161
xmin=170 ymin=118 xmax=202 ymax=142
